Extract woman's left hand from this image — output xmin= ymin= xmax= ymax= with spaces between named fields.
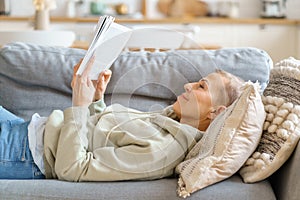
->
xmin=92 ymin=69 xmax=112 ymax=102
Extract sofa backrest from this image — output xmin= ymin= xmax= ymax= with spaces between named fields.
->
xmin=0 ymin=42 xmax=272 ymax=120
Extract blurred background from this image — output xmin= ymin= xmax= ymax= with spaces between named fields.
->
xmin=0 ymin=0 xmax=300 ymax=63
xmin=1 ymin=0 xmax=299 ymax=19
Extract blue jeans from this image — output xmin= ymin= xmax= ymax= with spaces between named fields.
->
xmin=0 ymin=106 xmax=45 ymax=179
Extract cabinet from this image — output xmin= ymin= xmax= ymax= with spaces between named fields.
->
xmin=118 ymin=20 xmax=299 ymax=63
xmin=192 ymin=23 xmax=298 ymax=63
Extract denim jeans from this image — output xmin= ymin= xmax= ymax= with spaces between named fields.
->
xmin=0 ymin=106 xmax=45 ymax=179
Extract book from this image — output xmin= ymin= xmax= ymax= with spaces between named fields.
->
xmin=76 ymin=15 xmax=132 ymax=80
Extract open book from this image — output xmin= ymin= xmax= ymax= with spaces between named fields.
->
xmin=76 ymin=15 xmax=132 ymax=80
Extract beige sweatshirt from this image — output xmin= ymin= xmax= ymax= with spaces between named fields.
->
xmin=43 ymin=101 xmax=203 ymax=182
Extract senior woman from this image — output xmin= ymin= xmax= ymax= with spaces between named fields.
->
xmin=0 ymin=58 xmax=244 ymax=181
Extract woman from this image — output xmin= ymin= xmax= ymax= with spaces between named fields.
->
xmin=0 ymin=58 xmax=244 ymax=180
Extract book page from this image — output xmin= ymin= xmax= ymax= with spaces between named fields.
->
xmin=76 ymin=16 xmax=132 ymax=80
xmin=89 ymin=23 xmax=132 ymax=80
xmin=76 ymin=16 xmax=114 ymax=76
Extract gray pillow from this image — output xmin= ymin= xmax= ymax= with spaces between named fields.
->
xmin=0 ymin=42 xmax=272 ymax=120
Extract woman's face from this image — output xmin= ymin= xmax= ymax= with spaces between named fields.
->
xmin=173 ymin=72 xmax=227 ymax=124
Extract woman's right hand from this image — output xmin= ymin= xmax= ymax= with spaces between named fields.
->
xmin=71 ymin=58 xmax=96 ymax=107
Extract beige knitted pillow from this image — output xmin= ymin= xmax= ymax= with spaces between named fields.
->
xmin=239 ymin=57 xmax=300 ymax=183
xmin=175 ymin=82 xmax=265 ymax=198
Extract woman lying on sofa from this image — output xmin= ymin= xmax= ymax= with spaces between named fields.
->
xmin=0 ymin=57 xmax=244 ymax=181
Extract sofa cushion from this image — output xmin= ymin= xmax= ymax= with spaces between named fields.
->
xmin=175 ymin=82 xmax=265 ymax=197
xmin=0 ymin=176 xmax=276 ymax=200
xmin=0 ymin=42 xmax=84 ymax=120
xmin=239 ymin=57 xmax=300 ymax=183
xmin=0 ymin=42 xmax=272 ymax=120
xmin=106 ymin=46 xmax=272 ymax=112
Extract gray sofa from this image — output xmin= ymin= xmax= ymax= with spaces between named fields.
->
xmin=0 ymin=42 xmax=298 ymax=200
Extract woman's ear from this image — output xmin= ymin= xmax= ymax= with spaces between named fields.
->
xmin=208 ymin=105 xmax=226 ymax=120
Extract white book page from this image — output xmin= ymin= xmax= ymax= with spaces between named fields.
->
xmin=89 ymin=27 xmax=132 ymax=80
xmin=76 ymin=16 xmax=132 ymax=79
xmin=76 ymin=16 xmax=114 ymax=75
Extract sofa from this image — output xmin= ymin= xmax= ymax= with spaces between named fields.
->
xmin=0 ymin=42 xmax=299 ymax=200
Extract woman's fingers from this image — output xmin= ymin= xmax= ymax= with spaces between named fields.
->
xmin=97 ymin=69 xmax=112 ymax=85
xmin=92 ymin=69 xmax=112 ymax=101
xmin=73 ymin=59 xmax=82 ymax=74
xmin=103 ymin=69 xmax=112 ymax=84
xmin=71 ymin=58 xmax=84 ymax=88
xmin=72 ymin=71 xmax=96 ymax=106
xmin=81 ymin=56 xmax=95 ymax=78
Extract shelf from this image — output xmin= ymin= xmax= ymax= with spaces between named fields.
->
xmin=0 ymin=16 xmax=299 ymax=25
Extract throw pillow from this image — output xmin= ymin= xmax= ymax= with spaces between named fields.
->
xmin=175 ymin=82 xmax=265 ymax=198
xmin=239 ymin=57 xmax=300 ymax=183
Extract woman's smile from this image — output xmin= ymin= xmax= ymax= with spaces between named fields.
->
xmin=180 ymin=93 xmax=189 ymax=101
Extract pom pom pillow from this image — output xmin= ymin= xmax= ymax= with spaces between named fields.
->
xmin=239 ymin=57 xmax=300 ymax=183
xmin=175 ymin=82 xmax=265 ymax=198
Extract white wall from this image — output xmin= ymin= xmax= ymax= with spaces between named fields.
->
xmin=286 ymin=0 xmax=300 ymax=19
xmin=8 ymin=0 xmax=300 ymax=19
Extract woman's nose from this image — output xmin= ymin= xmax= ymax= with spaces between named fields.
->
xmin=184 ymin=83 xmax=192 ymax=92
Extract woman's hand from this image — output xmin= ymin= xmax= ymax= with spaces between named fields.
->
xmin=92 ymin=69 xmax=112 ymax=101
xmin=71 ymin=57 xmax=113 ymax=106
xmin=71 ymin=58 xmax=96 ymax=107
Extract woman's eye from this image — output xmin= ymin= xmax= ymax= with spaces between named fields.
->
xmin=199 ymin=84 xmax=204 ymax=89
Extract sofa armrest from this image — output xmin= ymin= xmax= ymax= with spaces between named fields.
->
xmin=270 ymin=141 xmax=300 ymax=200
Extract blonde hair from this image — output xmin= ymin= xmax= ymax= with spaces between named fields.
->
xmin=215 ymin=69 xmax=244 ymax=106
